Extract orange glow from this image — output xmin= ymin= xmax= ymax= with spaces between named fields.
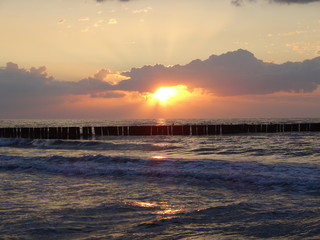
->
xmin=150 ymin=85 xmax=190 ymax=105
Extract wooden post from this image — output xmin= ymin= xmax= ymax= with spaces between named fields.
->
xmin=68 ymin=127 xmax=80 ymax=139
xmin=49 ymin=127 xmax=58 ymax=139
xmin=82 ymin=127 xmax=93 ymax=139
xmin=94 ymin=127 xmax=102 ymax=137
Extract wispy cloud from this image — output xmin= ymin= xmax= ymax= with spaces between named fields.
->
xmin=132 ymin=7 xmax=152 ymax=14
xmin=108 ymin=18 xmax=117 ymax=24
xmin=58 ymin=19 xmax=66 ymax=24
xmin=78 ymin=17 xmax=90 ymax=22
xmin=286 ymin=41 xmax=320 ymax=55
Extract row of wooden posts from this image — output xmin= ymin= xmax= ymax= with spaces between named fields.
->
xmin=0 ymin=123 xmax=320 ymax=139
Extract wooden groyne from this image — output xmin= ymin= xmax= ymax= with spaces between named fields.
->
xmin=0 ymin=123 xmax=320 ymax=139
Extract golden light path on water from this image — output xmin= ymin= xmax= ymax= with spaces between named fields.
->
xmin=130 ymin=201 xmax=185 ymax=220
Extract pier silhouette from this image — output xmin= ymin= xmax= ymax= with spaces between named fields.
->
xmin=0 ymin=123 xmax=320 ymax=139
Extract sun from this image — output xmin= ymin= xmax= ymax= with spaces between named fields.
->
xmin=153 ymin=87 xmax=177 ymax=103
xmin=151 ymin=85 xmax=189 ymax=105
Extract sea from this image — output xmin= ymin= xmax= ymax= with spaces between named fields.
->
xmin=0 ymin=118 xmax=319 ymax=240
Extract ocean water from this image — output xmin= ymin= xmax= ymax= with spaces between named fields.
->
xmin=0 ymin=119 xmax=319 ymax=240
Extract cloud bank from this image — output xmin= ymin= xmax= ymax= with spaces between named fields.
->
xmin=1 ymin=50 xmax=320 ymax=100
xmin=116 ymin=49 xmax=320 ymax=96
xmin=0 ymin=63 xmax=116 ymax=112
xmin=1 ymin=49 xmax=320 ymax=117
xmin=1 ymin=49 xmax=320 ymax=100
xmin=0 ymin=62 xmax=114 ymax=97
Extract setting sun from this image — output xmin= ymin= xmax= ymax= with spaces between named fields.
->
xmin=153 ymin=87 xmax=177 ymax=103
xmin=151 ymin=85 xmax=189 ymax=105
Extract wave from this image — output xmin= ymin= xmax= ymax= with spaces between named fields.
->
xmin=0 ymin=138 xmax=180 ymax=152
xmin=129 ymin=202 xmax=320 ymax=239
xmin=1 ymin=154 xmax=319 ymax=195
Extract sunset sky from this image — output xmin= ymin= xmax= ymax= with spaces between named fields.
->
xmin=1 ymin=0 xmax=320 ymax=119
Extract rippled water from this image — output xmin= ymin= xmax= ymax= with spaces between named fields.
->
xmin=1 ymin=119 xmax=319 ymax=239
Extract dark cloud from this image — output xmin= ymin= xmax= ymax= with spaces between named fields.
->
xmin=115 ymin=49 xmax=320 ymax=96
xmin=1 ymin=50 xmax=320 ymax=117
xmin=0 ymin=62 xmax=114 ymax=111
xmin=90 ymin=91 xmax=126 ymax=98
xmin=0 ymin=62 xmax=114 ymax=97
xmin=231 ymin=0 xmax=256 ymax=6
xmin=231 ymin=0 xmax=320 ymax=6
xmin=272 ymin=0 xmax=320 ymax=3
xmin=67 ymin=77 xmax=113 ymax=95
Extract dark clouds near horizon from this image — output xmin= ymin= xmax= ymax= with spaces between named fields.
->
xmin=1 ymin=49 xmax=320 ymax=112
xmin=231 ymin=0 xmax=320 ymax=6
xmin=0 ymin=62 xmax=116 ymax=111
xmin=116 ymin=49 xmax=320 ymax=96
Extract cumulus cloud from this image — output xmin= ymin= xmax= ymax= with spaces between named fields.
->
xmin=115 ymin=49 xmax=320 ymax=96
xmin=232 ymin=0 xmax=320 ymax=6
xmin=0 ymin=62 xmax=114 ymax=111
xmin=1 ymin=50 xmax=320 ymax=117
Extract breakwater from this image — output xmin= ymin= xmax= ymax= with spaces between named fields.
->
xmin=0 ymin=123 xmax=320 ymax=139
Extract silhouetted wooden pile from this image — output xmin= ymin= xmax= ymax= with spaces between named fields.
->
xmin=0 ymin=123 xmax=320 ymax=139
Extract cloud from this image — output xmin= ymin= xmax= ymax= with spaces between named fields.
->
xmin=286 ymin=41 xmax=320 ymax=55
xmin=95 ymin=0 xmax=319 ymax=6
xmin=0 ymin=63 xmax=150 ymax=118
xmin=272 ymin=0 xmax=320 ymax=3
xmin=90 ymin=91 xmax=126 ymax=98
xmin=132 ymin=7 xmax=153 ymax=14
xmin=0 ymin=62 xmax=115 ymax=112
xmin=108 ymin=18 xmax=117 ymax=24
xmin=58 ymin=19 xmax=66 ymax=24
xmin=78 ymin=17 xmax=90 ymax=22
xmin=115 ymin=49 xmax=320 ymax=96
xmin=231 ymin=0 xmax=320 ymax=6
xmin=2 ymin=50 xmax=320 ymax=102
xmin=1 ymin=50 xmax=320 ymax=118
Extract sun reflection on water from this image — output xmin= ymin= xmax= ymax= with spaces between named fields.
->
xmin=130 ymin=201 xmax=184 ymax=220
xmin=156 ymin=118 xmax=167 ymax=126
